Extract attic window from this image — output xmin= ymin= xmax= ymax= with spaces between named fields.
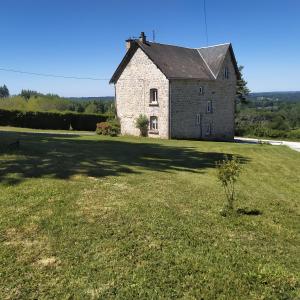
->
xmin=224 ymin=67 xmax=229 ymax=79
xmin=150 ymin=89 xmax=158 ymax=104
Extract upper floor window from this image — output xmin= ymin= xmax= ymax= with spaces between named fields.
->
xmin=207 ymin=100 xmax=212 ymax=113
xmin=150 ymin=116 xmax=158 ymax=131
xmin=150 ymin=88 xmax=158 ymax=105
xmin=224 ymin=67 xmax=229 ymax=79
xmin=199 ymin=86 xmax=204 ymax=95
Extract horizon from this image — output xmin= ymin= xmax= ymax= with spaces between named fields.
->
xmin=1 ymin=0 xmax=299 ymax=96
xmin=7 ymin=90 xmax=300 ymax=99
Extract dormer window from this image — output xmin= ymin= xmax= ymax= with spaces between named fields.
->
xmin=224 ymin=67 xmax=229 ymax=79
xmin=150 ymin=89 xmax=158 ymax=105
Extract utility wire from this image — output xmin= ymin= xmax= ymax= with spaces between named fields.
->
xmin=0 ymin=67 xmax=110 ymax=81
xmin=203 ymin=0 xmax=209 ymax=46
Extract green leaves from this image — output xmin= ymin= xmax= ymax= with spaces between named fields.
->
xmin=135 ymin=114 xmax=149 ymax=137
xmin=0 ymin=85 xmax=9 ymax=98
xmin=217 ymin=156 xmax=242 ymax=210
xmin=236 ymin=65 xmax=250 ymax=104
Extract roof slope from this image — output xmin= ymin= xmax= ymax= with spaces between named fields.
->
xmin=198 ymin=43 xmax=240 ymax=79
xmin=198 ymin=44 xmax=230 ymax=78
xmin=110 ymin=41 xmax=239 ymax=83
xmin=138 ymin=42 xmax=214 ymax=80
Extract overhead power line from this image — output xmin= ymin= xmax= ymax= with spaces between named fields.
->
xmin=203 ymin=0 xmax=209 ymax=46
xmin=0 ymin=67 xmax=110 ymax=81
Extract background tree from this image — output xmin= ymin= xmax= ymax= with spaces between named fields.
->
xmin=20 ymin=90 xmax=39 ymax=100
xmin=236 ymin=66 xmax=250 ymax=104
xmin=0 ymin=85 xmax=10 ymax=98
xmin=85 ymin=103 xmax=99 ymax=114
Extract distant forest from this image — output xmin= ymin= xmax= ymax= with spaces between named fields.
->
xmin=236 ymin=91 xmax=300 ymax=140
xmin=248 ymin=91 xmax=300 ymax=102
xmin=0 ymin=87 xmax=115 ymax=115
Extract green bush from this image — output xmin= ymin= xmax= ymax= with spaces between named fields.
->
xmin=287 ymin=129 xmax=300 ymax=139
xmin=135 ymin=114 xmax=149 ymax=137
xmin=217 ymin=156 xmax=242 ymax=213
xmin=96 ymin=119 xmax=120 ymax=136
xmin=0 ymin=109 xmax=109 ymax=131
xmin=69 ymin=113 xmax=109 ymax=131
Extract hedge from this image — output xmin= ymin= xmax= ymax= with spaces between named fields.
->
xmin=0 ymin=109 xmax=110 ymax=131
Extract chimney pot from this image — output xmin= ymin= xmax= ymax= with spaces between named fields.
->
xmin=139 ymin=32 xmax=146 ymax=43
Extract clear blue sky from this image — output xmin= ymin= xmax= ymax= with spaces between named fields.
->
xmin=0 ymin=0 xmax=299 ymax=96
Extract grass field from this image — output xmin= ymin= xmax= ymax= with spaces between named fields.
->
xmin=0 ymin=129 xmax=299 ymax=299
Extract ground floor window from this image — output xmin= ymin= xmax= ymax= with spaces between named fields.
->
xmin=196 ymin=113 xmax=201 ymax=125
xmin=150 ymin=116 xmax=158 ymax=131
xmin=206 ymin=123 xmax=212 ymax=136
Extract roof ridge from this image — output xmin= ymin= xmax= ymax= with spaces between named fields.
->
xmin=144 ymin=41 xmax=230 ymax=51
xmin=140 ymin=41 xmax=196 ymax=50
xmin=198 ymin=43 xmax=231 ymax=49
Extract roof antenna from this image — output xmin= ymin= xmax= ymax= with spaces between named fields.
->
xmin=204 ymin=0 xmax=208 ymax=46
xmin=152 ymin=30 xmax=156 ymax=42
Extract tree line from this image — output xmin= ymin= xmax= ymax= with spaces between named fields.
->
xmin=0 ymin=86 xmax=115 ymax=115
xmin=1 ymin=69 xmax=299 ymax=140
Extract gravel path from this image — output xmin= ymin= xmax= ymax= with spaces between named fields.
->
xmin=235 ymin=137 xmax=300 ymax=152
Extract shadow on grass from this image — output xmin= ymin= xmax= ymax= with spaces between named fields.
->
xmin=236 ymin=208 xmax=262 ymax=216
xmin=0 ymin=130 xmax=249 ymax=185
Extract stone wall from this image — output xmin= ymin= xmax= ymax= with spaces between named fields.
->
xmin=170 ymin=51 xmax=237 ymax=140
xmin=115 ymin=47 xmax=237 ymax=141
xmin=115 ymin=48 xmax=169 ymax=138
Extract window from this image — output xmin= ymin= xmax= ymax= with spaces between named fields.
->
xmin=206 ymin=123 xmax=212 ymax=136
xmin=150 ymin=116 xmax=158 ymax=131
xmin=199 ymin=87 xmax=204 ymax=95
xmin=207 ymin=101 xmax=212 ymax=113
xmin=196 ymin=114 xmax=201 ymax=125
xmin=224 ymin=67 xmax=229 ymax=79
xmin=150 ymin=89 xmax=158 ymax=104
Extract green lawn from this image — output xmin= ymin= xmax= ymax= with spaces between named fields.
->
xmin=0 ymin=129 xmax=299 ymax=299
xmin=0 ymin=125 xmax=94 ymax=136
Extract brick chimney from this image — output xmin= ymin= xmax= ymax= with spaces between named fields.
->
xmin=139 ymin=32 xmax=146 ymax=43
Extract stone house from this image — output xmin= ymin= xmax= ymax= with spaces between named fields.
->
xmin=110 ymin=32 xmax=240 ymax=140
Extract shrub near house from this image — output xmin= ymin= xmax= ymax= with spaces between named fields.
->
xmin=96 ymin=119 xmax=120 ymax=136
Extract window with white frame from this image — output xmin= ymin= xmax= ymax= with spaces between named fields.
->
xmin=224 ymin=67 xmax=229 ymax=79
xmin=150 ymin=116 xmax=158 ymax=131
xmin=199 ymin=86 xmax=204 ymax=95
xmin=150 ymin=88 xmax=158 ymax=104
xmin=196 ymin=114 xmax=201 ymax=125
xmin=207 ymin=100 xmax=212 ymax=113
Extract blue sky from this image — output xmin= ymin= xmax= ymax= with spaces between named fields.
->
xmin=0 ymin=0 xmax=299 ymax=96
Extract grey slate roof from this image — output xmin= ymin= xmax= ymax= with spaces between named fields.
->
xmin=198 ymin=44 xmax=232 ymax=78
xmin=138 ymin=42 xmax=214 ymax=80
xmin=110 ymin=41 xmax=240 ymax=83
